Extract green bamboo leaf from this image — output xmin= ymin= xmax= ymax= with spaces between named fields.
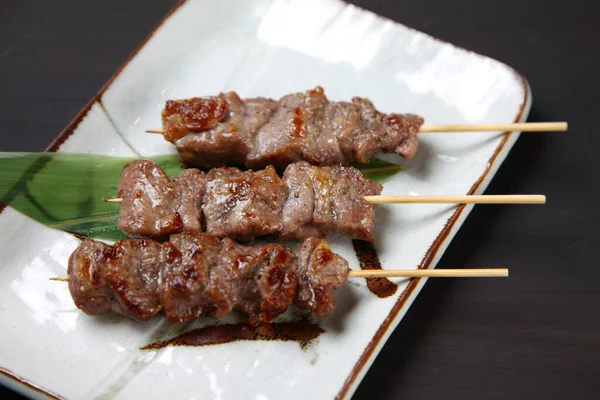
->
xmin=0 ymin=152 xmax=401 ymax=241
xmin=351 ymin=158 xmax=403 ymax=182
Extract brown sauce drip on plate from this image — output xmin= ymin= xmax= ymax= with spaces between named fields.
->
xmin=352 ymin=240 xmax=398 ymax=298
xmin=141 ymin=321 xmax=324 ymax=350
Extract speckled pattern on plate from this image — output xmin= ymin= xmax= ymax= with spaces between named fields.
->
xmin=0 ymin=0 xmax=529 ymax=399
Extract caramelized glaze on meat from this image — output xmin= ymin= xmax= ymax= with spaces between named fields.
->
xmin=160 ymin=233 xmax=230 ymax=322
xmin=67 ymin=234 xmax=350 ymax=323
xmin=117 ymin=160 xmax=381 ymax=242
xmin=203 ymin=165 xmax=286 ymax=239
xmin=163 ymin=95 xmax=228 ymax=142
xmin=294 ymin=239 xmax=349 ymax=316
xmin=220 ymin=238 xmax=297 ymax=323
xmin=174 ymin=93 xmax=278 ymax=168
xmin=278 ymin=162 xmax=382 ymax=242
xmin=68 ymin=238 xmax=163 ymax=321
xmin=162 ymin=87 xmax=424 ymax=169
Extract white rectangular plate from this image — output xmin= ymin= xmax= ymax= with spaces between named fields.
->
xmin=0 ymin=0 xmax=529 ymax=399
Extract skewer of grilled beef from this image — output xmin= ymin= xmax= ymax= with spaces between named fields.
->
xmin=67 ymin=233 xmax=349 ymax=323
xmin=159 ymin=86 xmax=424 ymax=169
xmin=117 ymin=160 xmax=382 ymax=242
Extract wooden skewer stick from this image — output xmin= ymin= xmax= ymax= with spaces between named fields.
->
xmin=50 ymin=268 xmax=508 ymax=282
xmin=105 ymin=195 xmax=545 ymax=205
xmin=146 ymin=122 xmax=567 ymax=135
xmin=349 ymin=268 xmax=508 ymax=278
xmin=364 ymin=194 xmax=546 ymax=204
xmin=418 ymin=122 xmax=567 ymax=133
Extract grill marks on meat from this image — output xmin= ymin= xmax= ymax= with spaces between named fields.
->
xmin=174 ymin=93 xmax=278 ymax=168
xmin=203 ymin=165 xmax=286 ymax=240
xmin=117 ymin=160 xmax=183 ymax=240
xmin=117 ymin=160 xmax=381 ymax=242
xmin=68 ymin=240 xmax=113 ymax=316
xmin=117 ymin=160 xmax=206 ymax=240
xmin=102 ymin=240 xmax=163 ymax=321
xmin=295 ymin=238 xmax=349 ymax=316
xmin=267 ymin=161 xmax=383 ymax=242
xmin=170 ymin=168 xmax=206 ymax=233
xmin=221 ymin=238 xmax=297 ymax=323
xmin=67 ymin=239 xmax=162 ymax=321
xmin=330 ymin=165 xmax=382 ymax=242
xmin=162 ymin=95 xmax=228 ymax=141
xmin=160 ymin=234 xmax=230 ymax=322
xmin=163 ymin=86 xmax=424 ymax=169
xmin=67 ymin=234 xmax=350 ymax=323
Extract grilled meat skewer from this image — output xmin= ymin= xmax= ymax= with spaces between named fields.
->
xmin=160 ymin=86 xmax=424 ymax=169
xmin=67 ymin=233 xmax=349 ymax=323
xmin=117 ymin=160 xmax=382 ymax=242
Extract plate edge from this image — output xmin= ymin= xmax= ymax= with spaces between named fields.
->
xmin=0 ymin=367 xmax=66 ymax=400
xmin=336 ymin=74 xmax=532 ymax=400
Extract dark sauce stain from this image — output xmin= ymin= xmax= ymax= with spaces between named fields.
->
xmin=352 ymin=240 xmax=398 ymax=298
xmin=141 ymin=321 xmax=324 ymax=351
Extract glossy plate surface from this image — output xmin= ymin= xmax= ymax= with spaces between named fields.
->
xmin=0 ymin=0 xmax=529 ymax=398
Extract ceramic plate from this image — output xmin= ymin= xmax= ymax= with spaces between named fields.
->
xmin=0 ymin=0 xmax=529 ymax=399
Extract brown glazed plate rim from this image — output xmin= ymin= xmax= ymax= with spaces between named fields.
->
xmin=0 ymin=0 xmax=530 ymax=398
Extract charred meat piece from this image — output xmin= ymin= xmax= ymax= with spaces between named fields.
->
xmin=330 ymin=164 xmax=382 ymax=242
xmin=117 ymin=160 xmax=381 ymax=242
xmin=170 ymin=168 xmax=206 ymax=233
xmin=160 ymin=233 xmax=232 ymax=322
xmin=66 ymin=234 xmax=350 ymax=323
xmin=174 ymin=93 xmax=278 ymax=168
xmin=220 ymin=238 xmax=297 ymax=323
xmin=295 ymin=238 xmax=349 ymax=316
xmin=248 ymin=87 xmax=328 ymax=169
xmin=68 ymin=238 xmax=163 ymax=321
xmin=277 ymin=162 xmax=330 ymax=241
xmin=277 ymin=161 xmax=334 ymax=241
xmin=278 ymin=162 xmax=382 ymax=242
xmin=102 ymin=239 xmax=163 ymax=321
xmin=67 ymin=239 xmax=113 ymax=316
xmin=203 ymin=165 xmax=286 ymax=239
xmin=162 ymin=94 xmax=228 ymax=142
xmin=162 ymin=87 xmax=424 ymax=169
xmin=117 ymin=160 xmax=205 ymax=240
xmin=117 ymin=160 xmax=183 ymax=240
xmin=345 ymin=97 xmax=423 ymax=162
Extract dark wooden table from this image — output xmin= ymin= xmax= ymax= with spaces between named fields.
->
xmin=1 ymin=1 xmax=599 ymax=398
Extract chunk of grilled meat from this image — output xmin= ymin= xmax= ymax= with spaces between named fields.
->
xmin=162 ymin=87 xmax=424 ymax=169
xmin=117 ymin=160 xmax=382 ymax=242
xmin=67 ymin=233 xmax=350 ymax=323
xmin=67 ymin=238 xmax=162 ymax=321
xmin=203 ymin=165 xmax=286 ymax=240
xmin=117 ymin=160 xmax=205 ymax=240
